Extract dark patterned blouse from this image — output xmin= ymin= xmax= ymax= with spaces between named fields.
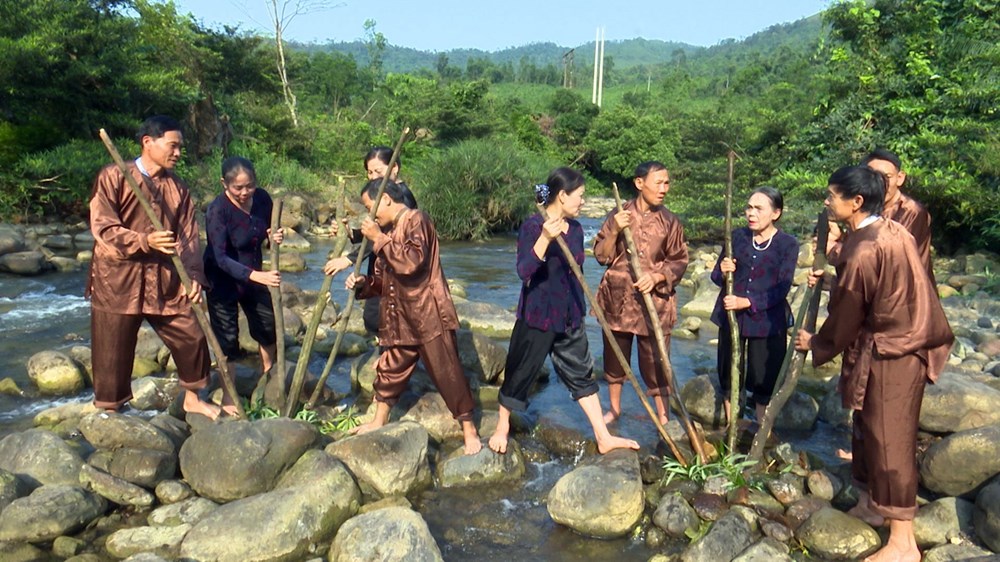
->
xmin=204 ymin=188 xmax=273 ymax=299
xmin=515 ymin=213 xmax=587 ymax=333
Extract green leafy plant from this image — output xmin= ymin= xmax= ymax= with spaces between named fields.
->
xmin=326 ymin=405 xmax=362 ymax=433
xmin=661 ymin=442 xmax=764 ymax=492
xmin=245 ymin=398 xmax=280 ymax=420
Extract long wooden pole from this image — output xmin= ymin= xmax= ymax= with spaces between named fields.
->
xmin=749 ymin=209 xmax=829 ymax=461
xmin=98 ymin=129 xmax=245 ymax=418
xmin=610 ymin=183 xmax=708 ymax=463
xmin=724 ymin=151 xmax=742 ymax=451
xmin=537 ymin=203 xmax=690 ymax=466
xmin=254 ymin=198 xmax=286 ymax=408
xmin=304 ymin=127 xmax=411 ymax=410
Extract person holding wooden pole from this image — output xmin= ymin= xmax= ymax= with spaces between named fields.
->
xmin=710 ymin=186 xmax=798 ymax=424
xmin=87 ymin=115 xmax=221 ymax=418
xmin=593 ymin=161 xmax=687 ymax=427
xmin=203 ymin=157 xmax=284 ymax=409
xmin=489 ymin=168 xmax=640 ymax=455
xmin=344 ymin=179 xmax=482 ymax=455
xmin=795 ymin=166 xmax=952 ymax=562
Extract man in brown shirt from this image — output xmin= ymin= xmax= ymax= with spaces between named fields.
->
xmin=796 ymin=165 xmax=953 ymax=562
xmin=87 ymin=115 xmax=220 ymax=418
xmin=346 ymin=180 xmax=482 ymax=455
xmin=593 ymin=161 xmax=688 ymax=426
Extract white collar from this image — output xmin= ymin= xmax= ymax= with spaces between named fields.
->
xmin=134 ymin=157 xmax=151 ymax=178
xmin=856 ymin=214 xmax=881 ymax=230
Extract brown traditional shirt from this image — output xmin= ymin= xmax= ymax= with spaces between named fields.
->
xmin=356 ymin=209 xmax=459 ymax=346
xmin=810 ymin=219 xmax=953 ymax=410
xmin=87 ymin=162 xmax=207 ymax=315
xmin=593 ymin=200 xmax=688 ymax=336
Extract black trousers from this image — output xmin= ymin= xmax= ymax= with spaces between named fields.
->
xmin=717 ymin=329 xmax=786 ymax=406
xmin=206 ymin=284 xmax=276 ymax=360
xmin=499 ymin=319 xmax=598 ymax=411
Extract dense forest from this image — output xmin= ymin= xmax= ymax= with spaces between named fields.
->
xmin=1 ymin=0 xmax=998 ymax=250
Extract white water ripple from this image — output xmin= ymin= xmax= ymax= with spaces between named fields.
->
xmin=0 ymin=286 xmax=89 ymax=330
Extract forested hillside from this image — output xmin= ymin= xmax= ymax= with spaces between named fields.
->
xmin=1 ymin=0 xmax=997 ymax=250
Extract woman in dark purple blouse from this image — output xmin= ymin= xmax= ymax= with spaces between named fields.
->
xmin=204 ymin=157 xmax=284 ymax=380
xmin=488 ymin=167 xmax=639 ymax=456
xmin=710 ymin=186 xmax=798 ymax=423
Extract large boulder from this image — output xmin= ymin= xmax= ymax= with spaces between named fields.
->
xmin=452 ymin=296 xmax=516 ymax=338
xmin=0 ymin=429 xmax=84 ymax=487
xmin=681 ymin=509 xmax=755 ymax=562
xmin=79 ymin=464 xmax=155 ymax=507
xmin=652 ymin=492 xmax=700 ymax=538
xmin=0 ymin=250 xmax=49 ymax=275
xmin=328 ymin=506 xmax=443 ymax=562
xmin=919 ymin=423 xmax=1000 ymax=497
xmin=79 ymin=411 xmax=177 ymax=454
xmin=179 ymin=418 xmax=317 ymax=502
xmin=920 ymin=372 xmax=1000 ymax=433
xmin=26 ymin=350 xmax=86 ymax=395
xmin=87 ymin=447 xmax=177 ymax=488
xmin=773 ymin=391 xmax=819 ymax=431
xmin=547 ymin=449 xmax=643 ymax=538
xmin=455 ymin=328 xmax=507 ymax=384
xmin=795 ymin=507 xmax=879 ymax=560
xmin=0 ymin=231 xmax=26 ymax=256
xmin=973 ymin=478 xmax=1000 ymax=551
xmin=105 ymin=524 xmax=191 ymax=559
xmin=923 ymin=542 xmax=997 ymax=562
xmin=130 ymin=376 xmax=181 ymax=411
xmin=180 ymin=450 xmax=360 ymax=562
xmin=732 ymin=538 xmax=794 ymax=562
xmin=0 ymin=468 xmax=29 ymax=513
xmin=0 ymin=485 xmax=107 ymax=543
xmin=679 ymin=271 xmax=718 ymax=319
xmin=681 ymin=375 xmax=727 ymax=429
xmin=325 ymin=421 xmax=432 ymax=498
xmin=148 ymin=496 xmax=218 ymax=527
xmin=436 ymin=438 xmax=526 ymax=488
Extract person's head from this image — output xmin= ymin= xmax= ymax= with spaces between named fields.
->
xmin=633 ymin=161 xmax=670 ymax=208
xmin=825 ymin=165 xmax=885 ymax=222
xmin=364 ymin=146 xmax=400 ymax=181
xmin=361 ymin=179 xmax=410 ymax=226
xmin=137 ymin=115 xmax=183 ymax=171
xmin=861 ymin=148 xmax=905 ymax=203
xmin=535 ymin=167 xmax=586 ymax=218
xmin=745 ymin=186 xmax=783 ymax=233
xmin=220 ymin=156 xmax=257 ymax=207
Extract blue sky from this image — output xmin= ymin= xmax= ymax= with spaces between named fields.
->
xmin=172 ymin=0 xmax=832 ymax=52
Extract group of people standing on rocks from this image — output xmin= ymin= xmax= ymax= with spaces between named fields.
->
xmin=87 ymin=115 xmax=949 ymax=562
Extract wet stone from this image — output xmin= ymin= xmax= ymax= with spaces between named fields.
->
xmin=691 ymin=491 xmax=729 ymax=521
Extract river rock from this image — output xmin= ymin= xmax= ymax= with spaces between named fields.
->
xmin=795 ymin=507 xmax=879 ymax=560
xmin=456 ymin=328 xmax=507 ymax=384
xmin=0 ymin=429 xmax=84 ymax=487
xmin=732 ymin=538 xmax=794 ymax=562
xmin=350 ymin=349 xmax=378 ymax=395
xmin=130 ymin=376 xmax=181 ymax=411
xmin=727 ymin=487 xmax=785 ymax=519
xmin=79 ymin=464 xmax=155 ymax=507
xmin=0 ymin=542 xmax=49 ymax=561
xmin=154 ymin=480 xmax=193 ymax=505
xmin=806 ymin=470 xmax=843 ymax=501
xmin=280 ymin=197 xmax=314 ymax=236
xmin=148 ymin=496 xmax=218 ymax=526
xmin=32 ymin=401 xmax=98 ymax=429
xmin=919 ymin=423 xmax=1000 ymax=497
xmin=453 ymin=296 xmax=516 ymax=337
xmin=923 ymin=542 xmax=997 ymax=562
xmin=106 ymin=524 xmax=190 ymax=559
xmin=920 ymin=372 xmax=1000 ymax=432
xmin=681 ymin=374 xmax=726 ymax=429
xmin=79 ymin=411 xmax=176 ymax=454
xmin=681 ymin=509 xmax=755 ymax=562
xmin=784 ymin=496 xmax=831 ymax=530
xmin=0 ymin=377 xmax=22 ymax=396
xmin=912 ymin=497 xmax=976 ymax=548
xmin=0 ymin=468 xmax=29 ymax=513
xmin=325 ymin=421 xmax=432 ymax=497
xmin=311 ymin=330 xmax=371 ymax=357
xmin=547 ymin=449 xmax=643 ymax=538
xmin=436 ymin=438 xmax=526 ymax=487
xmin=179 ymin=418 xmax=317 ymax=502
xmin=774 ymin=391 xmax=819 ymax=430
xmin=180 ymin=451 xmax=360 ymax=562
xmin=0 ymin=231 xmax=26 ymax=256
xmin=87 ymin=447 xmax=176 ymax=489
xmin=48 ymin=256 xmax=80 ymax=272
xmin=652 ymin=492 xmax=700 ymax=538
xmin=329 ymin=506 xmax=443 ymax=562
xmin=26 ymin=350 xmax=85 ymax=395
xmin=401 ymin=391 xmax=473 ymax=443
xmin=766 ymin=472 xmax=805 ymax=505
xmin=974 ymin=478 xmax=1000 ymax=551
xmin=818 ymin=383 xmax=852 ymax=427
xmin=0 ymin=485 xmax=107 ymax=542
xmin=53 ymin=536 xmax=86 ymax=558
xmin=0 ymin=250 xmax=49 ymax=275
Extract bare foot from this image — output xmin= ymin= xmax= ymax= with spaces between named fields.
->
xmin=183 ymin=393 xmax=221 ymax=421
xmin=222 ymin=404 xmax=241 ymax=418
xmin=836 ymin=448 xmax=853 ymax=461
xmin=849 ymin=503 xmax=886 ymax=527
xmin=658 ymin=414 xmax=669 ymax=427
xmin=603 ymin=408 xmax=620 ymax=425
xmin=596 ymin=434 xmax=640 ymax=454
xmin=349 ymin=420 xmax=383 ymax=435
xmin=462 ymin=421 xmax=482 ymax=455
xmin=488 ymin=428 xmax=509 ymax=454
xmin=863 ymin=541 xmax=920 ymax=562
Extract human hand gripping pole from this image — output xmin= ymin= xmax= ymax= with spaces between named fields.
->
xmin=98 ymin=129 xmax=245 ymax=418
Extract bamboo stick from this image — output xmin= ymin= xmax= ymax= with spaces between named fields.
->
xmin=724 ymin=151 xmax=742 ymax=451
xmin=537 ymin=203 xmax=689 ymax=466
xmin=253 ymin=198 xmax=286 ymax=408
xmin=98 ymin=129 xmax=245 ymax=418
xmin=610 ymin=182 xmax=708 ymax=463
xmin=748 ymin=209 xmax=830 ymax=461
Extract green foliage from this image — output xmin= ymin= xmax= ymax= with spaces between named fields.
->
xmin=585 ymin=104 xmax=680 ymax=183
xmin=660 ymin=443 xmax=764 ymax=493
xmin=327 ymin=405 xmax=362 ymax=433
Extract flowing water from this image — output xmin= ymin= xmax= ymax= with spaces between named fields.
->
xmin=0 ymin=217 xmax=849 ymax=561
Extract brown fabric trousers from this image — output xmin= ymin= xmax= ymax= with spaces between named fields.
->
xmin=374 ymin=330 xmax=474 ymax=421
xmin=852 ymin=352 xmax=926 ymax=521
xmin=602 ymin=330 xmax=671 ymax=397
xmin=91 ymin=308 xmax=210 ymax=410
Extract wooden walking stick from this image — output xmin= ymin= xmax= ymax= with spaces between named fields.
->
xmin=748 ymin=209 xmax=830 ymax=461
xmin=610 ymin=182 xmax=708 ymax=463
xmin=98 ymin=129 xmax=245 ymax=418
xmin=537 ymin=203 xmax=690 ymax=466
xmin=302 ymin=126 xmax=411 ymax=410
xmin=252 ymin=198 xmax=286 ymax=408
xmin=724 ymin=151 xmax=743 ymax=451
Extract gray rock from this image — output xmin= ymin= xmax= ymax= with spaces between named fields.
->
xmin=455 ymin=328 xmax=507 ymax=384
xmin=154 ymin=480 xmax=193 ymax=505
xmin=134 ymin=326 xmax=166 ymax=364
xmin=974 ymin=478 xmax=1000 ymax=551
xmin=0 ymin=232 xmax=26 ymax=256
xmin=148 ymin=496 xmax=219 ymax=527
xmin=732 ymin=538 xmax=794 ymax=562
xmin=0 ymin=429 xmax=84 ymax=487
xmin=919 ymin=423 xmax=1000 ymax=497
xmin=784 ymin=496 xmax=831 ymax=530
xmin=923 ymin=542 xmax=997 ymax=562
xmin=436 ymin=438 xmax=525 ymax=487
xmin=0 ymin=377 xmax=23 ymax=396
xmin=79 ymin=411 xmax=177 ymax=454
xmin=652 ymin=492 xmax=700 ymax=538
xmin=311 ymin=330 xmax=371 ymax=357
xmin=87 ymin=447 xmax=176 ymax=488
xmin=679 ymin=271 xmax=718 ymax=320
xmin=130 ymin=377 xmax=181 ymax=411
xmin=920 ymin=372 xmax=1000 ymax=432
xmin=0 ymin=485 xmax=107 ymax=542
xmin=795 ymin=507 xmax=879 ymax=560
xmin=0 ymin=468 xmax=29 ymax=513
xmin=681 ymin=510 xmax=754 ymax=562
xmin=401 ymin=391 xmax=490 ymax=444
xmin=350 ymin=349 xmax=378 ymax=395
xmin=40 ymin=233 xmax=73 ymax=249
xmin=48 ymin=256 xmax=80 ymax=272
xmin=32 ymin=401 xmax=99 ymax=428
xmin=818 ymin=383 xmax=852 ymax=428
xmin=179 ymin=418 xmax=317 ymax=502
xmin=105 ymin=524 xmax=191 ymax=559
xmin=79 ymin=464 xmax=155 ymax=507
xmin=453 ymin=296 xmax=516 ymax=338
xmin=766 ymin=472 xmax=805 ymax=506
xmin=547 ymin=449 xmax=644 ymax=538
xmin=774 ymin=391 xmax=819 ymax=431
xmin=913 ymin=497 xmax=976 ymax=549
xmin=325 ymin=421 xmax=432 ymax=498
xmin=681 ymin=374 xmax=727 ymax=429
xmin=328 ymin=506 xmax=443 ymax=562
xmin=806 ymin=470 xmax=843 ymax=501
xmin=52 ymin=535 xmax=86 ymax=558
xmin=0 ymin=250 xmax=49 ymax=275
xmin=26 ymin=350 xmax=85 ymax=395
xmin=0 ymin=542 xmax=49 ymax=562
xmin=760 ymin=518 xmax=793 ymax=542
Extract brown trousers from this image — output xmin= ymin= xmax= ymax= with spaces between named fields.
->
xmin=853 ymin=352 xmax=926 ymax=520
xmin=602 ymin=330 xmax=671 ymax=397
xmin=91 ymin=307 xmax=210 ymax=410
xmin=375 ymin=330 xmax=474 ymax=421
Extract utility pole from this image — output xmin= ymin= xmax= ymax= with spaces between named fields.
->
xmin=563 ymin=49 xmax=575 ymax=88
xmin=592 ymin=28 xmax=600 ymax=104
xmin=597 ymin=27 xmax=605 ymax=107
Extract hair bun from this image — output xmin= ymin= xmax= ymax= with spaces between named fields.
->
xmin=534 ymin=183 xmax=550 ymax=205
